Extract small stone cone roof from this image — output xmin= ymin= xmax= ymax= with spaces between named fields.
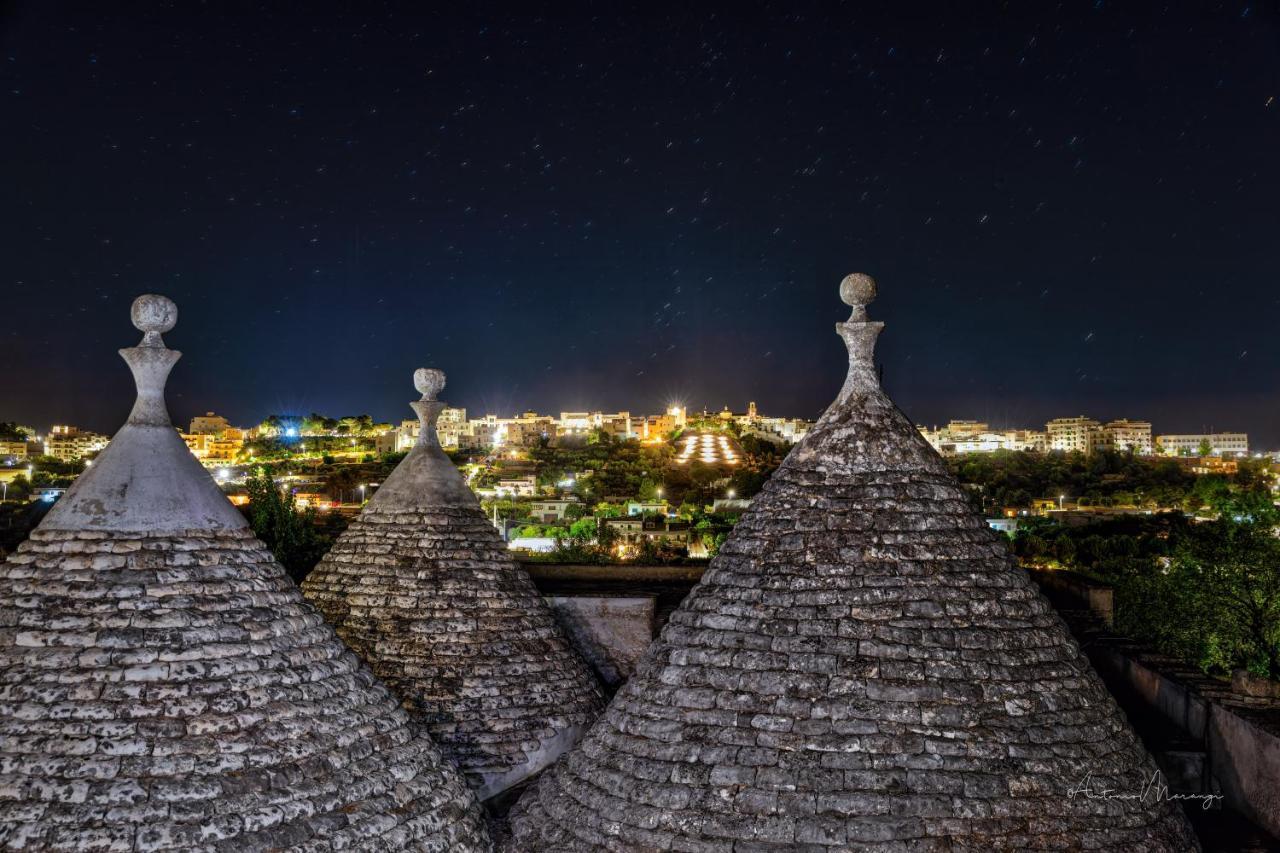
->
xmin=510 ymin=276 xmax=1197 ymax=851
xmin=302 ymin=368 xmax=604 ymax=800
xmin=0 ymin=297 xmax=490 ymax=851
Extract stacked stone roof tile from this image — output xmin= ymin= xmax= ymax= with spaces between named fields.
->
xmin=509 ymin=275 xmax=1199 ymax=851
xmin=302 ymin=368 xmax=604 ymax=800
xmin=0 ymin=297 xmax=490 ymax=851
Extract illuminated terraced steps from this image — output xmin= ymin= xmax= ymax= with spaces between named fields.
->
xmin=674 ymin=430 xmax=740 ymax=465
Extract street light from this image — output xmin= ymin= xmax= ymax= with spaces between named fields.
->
xmin=727 ymin=489 xmax=736 ymax=499
xmin=656 ymin=487 xmax=663 ymax=498
xmin=359 ymin=484 xmax=366 ymax=504
xmin=1058 ymin=494 xmax=1065 ymax=510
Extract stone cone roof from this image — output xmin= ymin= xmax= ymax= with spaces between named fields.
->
xmin=509 ymin=275 xmax=1198 ymax=851
xmin=0 ymin=297 xmax=490 ymax=852
xmin=302 ymin=368 xmax=604 ymax=800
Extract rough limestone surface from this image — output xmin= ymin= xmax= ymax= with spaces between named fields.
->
xmin=509 ymin=275 xmax=1198 ymax=852
xmin=302 ymin=368 xmax=604 ymax=800
xmin=0 ymin=296 xmax=491 ymax=852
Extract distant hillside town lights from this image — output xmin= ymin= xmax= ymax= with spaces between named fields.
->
xmin=919 ymin=417 xmax=1249 ymax=458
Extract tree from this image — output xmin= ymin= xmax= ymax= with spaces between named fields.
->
xmin=567 ymin=516 xmax=598 ymax=542
xmin=1197 ymin=438 xmax=1213 ymax=458
xmin=339 ymin=415 xmax=376 ymax=436
xmin=242 ymin=469 xmax=329 ymax=583
xmin=303 ymin=412 xmax=338 ymax=434
xmin=1053 ymin=535 xmax=1076 ymax=565
xmin=1 ymin=475 xmax=31 ymax=502
xmin=593 ymin=502 xmax=623 ymax=518
xmin=636 ymin=477 xmax=658 ymax=501
xmin=1121 ymin=519 xmax=1280 ymax=678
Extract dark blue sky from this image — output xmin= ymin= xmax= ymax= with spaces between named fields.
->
xmin=3 ymin=3 xmax=1278 ymax=445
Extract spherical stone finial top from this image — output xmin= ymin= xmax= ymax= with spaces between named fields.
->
xmin=414 ymin=367 xmax=446 ymax=401
xmin=130 ymin=294 xmax=178 ymax=335
xmin=839 ymin=273 xmax=876 ymax=309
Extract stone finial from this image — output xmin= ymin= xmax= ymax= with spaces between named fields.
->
xmin=410 ymin=367 xmax=447 ymax=446
xmin=122 ymin=295 xmax=181 ymax=427
xmin=131 ymin=293 xmax=178 ymax=348
xmin=839 ymin=273 xmax=876 ymax=322
xmin=415 ymin=367 xmax=447 ymax=401
xmin=835 ymin=273 xmax=883 ymax=401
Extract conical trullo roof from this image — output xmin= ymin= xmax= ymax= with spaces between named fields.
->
xmin=509 ymin=275 xmax=1197 ymax=851
xmin=0 ymin=296 xmax=490 ymax=851
xmin=302 ymin=368 xmax=603 ymax=800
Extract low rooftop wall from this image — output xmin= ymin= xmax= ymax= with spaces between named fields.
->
xmin=528 ymin=563 xmax=704 ymax=692
xmin=1030 ymin=569 xmax=1280 ymax=841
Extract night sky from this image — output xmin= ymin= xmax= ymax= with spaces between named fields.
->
xmin=3 ymin=3 xmax=1278 ymax=445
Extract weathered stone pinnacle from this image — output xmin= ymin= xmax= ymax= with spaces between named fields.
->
xmin=129 ymin=292 xmax=178 ymax=348
xmin=303 ymin=367 xmax=604 ymax=800
xmin=508 ymin=275 xmax=1198 ymax=852
xmin=839 ymin=271 xmax=876 ymax=320
xmin=834 ymin=271 xmax=884 ymax=404
xmin=410 ymin=367 xmax=448 ymax=449
xmin=414 ymin=366 xmax=447 ymax=401
xmin=0 ymin=300 xmax=492 ymax=851
xmin=122 ymin=295 xmax=181 ymax=427
xmin=39 ymin=294 xmax=247 ymax=535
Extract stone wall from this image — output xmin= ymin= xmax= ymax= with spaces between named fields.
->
xmin=543 ymin=595 xmax=655 ymax=688
xmin=1085 ymin=644 xmax=1280 ymax=840
xmin=1034 ymin=570 xmax=1280 ymax=842
xmin=1090 ymin=643 xmax=1211 ymax=742
xmin=1210 ymin=707 xmax=1280 ymax=839
xmin=1028 ymin=568 xmax=1114 ymax=626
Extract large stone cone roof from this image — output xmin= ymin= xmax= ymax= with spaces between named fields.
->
xmin=0 ymin=297 xmax=490 ymax=851
xmin=510 ymin=276 xmax=1197 ymax=851
xmin=302 ymin=368 xmax=604 ymax=800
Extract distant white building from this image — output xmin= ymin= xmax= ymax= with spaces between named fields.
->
xmin=1102 ymin=420 xmax=1153 ymax=455
xmin=507 ymin=536 xmax=558 ymax=553
xmin=752 ymin=417 xmax=812 ymax=444
xmin=0 ymin=440 xmax=28 ymax=463
xmin=1046 ymin=417 xmax=1101 ymax=454
xmin=1004 ymin=429 xmax=1047 ymax=452
xmin=626 ymin=501 xmax=668 ymax=517
xmin=188 ymin=412 xmax=231 ymax=435
xmin=1156 ymin=432 xmax=1248 ymax=457
xmin=375 ymin=419 xmax=420 ymax=454
xmin=495 ymin=476 xmax=538 ymax=498
xmin=917 ymin=422 xmax=1046 ymax=457
xmin=920 ymin=416 xmax=1157 ymax=458
xmin=986 ymin=517 xmax=1019 ymax=535
xmin=43 ymin=426 xmax=109 ymax=461
xmin=436 ymin=407 xmax=467 ymax=448
xmin=529 ymin=498 xmax=579 ymax=522
xmin=559 ymin=411 xmax=634 ymax=439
